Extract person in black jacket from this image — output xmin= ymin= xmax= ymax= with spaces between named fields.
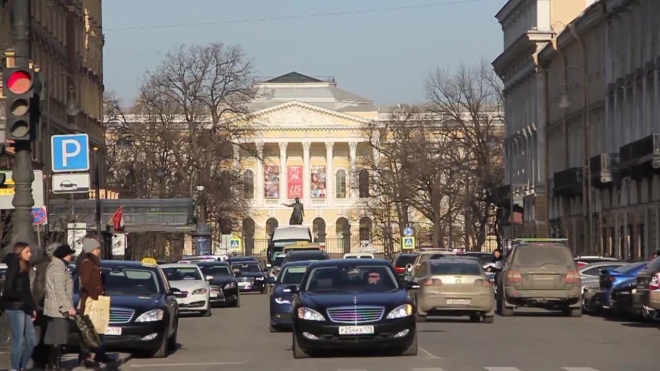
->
xmin=0 ymin=242 xmax=38 ymax=371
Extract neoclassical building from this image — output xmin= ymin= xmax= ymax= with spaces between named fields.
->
xmin=236 ymin=72 xmax=382 ymax=255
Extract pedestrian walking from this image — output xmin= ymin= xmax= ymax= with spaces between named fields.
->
xmin=78 ymin=238 xmax=113 ymax=364
xmin=30 ymin=243 xmax=60 ymax=368
xmin=43 ymin=244 xmax=77 ymax=370
xmin=0 ymin=242 xmax=37 ymax=371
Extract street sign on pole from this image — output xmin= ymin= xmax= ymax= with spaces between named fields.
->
xmin=32 ymin=207 xmax=47 ymax=225
xmin=402 ymin=236 xmax=416 ymax=250
xmin=403 ymin=227 xmax=414 ymax=237
xmin=52 ymin=173 xmax=91 ymax=194
xmin=51 ymin=134 xmax=90 ymax=173
xmin=229 ymin=238 xmax=242 ymax=251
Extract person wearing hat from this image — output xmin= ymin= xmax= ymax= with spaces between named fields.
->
xmin=77 ymin=237 xmax=112 ymax=365
xmin=30 ymin=243 xmax=61 ymax=368
xmin=43 ymin=244 xmax=77 ymax=370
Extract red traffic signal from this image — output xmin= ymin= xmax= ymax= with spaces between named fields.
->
xmin=6 ymin=70 xmax=32 ymax=95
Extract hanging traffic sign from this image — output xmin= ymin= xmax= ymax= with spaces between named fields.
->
xmin=402 ymin=236 xmax=416 ymax=250
xmin=32 ymin=207 xmax=47 ymax=226
xmin=229 ymin=238 xmax=242 ymax=250
xmin=403 ymin=227 xmax=414 ymax=237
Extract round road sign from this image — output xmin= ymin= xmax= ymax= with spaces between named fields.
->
xmin=32 ymin=207 xmax=47 ymax=225
xmin=403 ymin=227 xmax=414 ymax=236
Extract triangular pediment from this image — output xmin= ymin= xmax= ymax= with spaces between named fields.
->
xmin=250 ymin=101 xmax=372 ymax=128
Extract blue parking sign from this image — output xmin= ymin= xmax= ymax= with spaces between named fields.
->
xmin=51 ymin=134 xmax=90 ymax=173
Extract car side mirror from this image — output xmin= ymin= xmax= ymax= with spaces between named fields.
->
xmin=267 ymin=276 xmax=276 ymax=284
xmin=205 ymin=275 xmax=214 ymax=281
xmin=169 ymin=288 xmax=185 ymax=297
xmin=284 ymin=285 xmax=298 ymax=293
xmin=266 ymin=264 xmax=272 ymax=268
xmin=263 ymin=268 xmax=269 ymax=272
xmin=405 ymin=281 xmax=420 ymax=290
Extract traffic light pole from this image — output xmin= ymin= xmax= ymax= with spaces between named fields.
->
xmin=10 ymin=0 xmax=39 ymax=255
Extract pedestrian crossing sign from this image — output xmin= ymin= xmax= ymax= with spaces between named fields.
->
xmin=402 ymin=236 xmax=415 ymax=250
xmin=230 ymin=238 xmax=241 ymax=250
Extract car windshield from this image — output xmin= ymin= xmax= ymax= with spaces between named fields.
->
xmin=162 ymin=267 xmax=202 ymax=281
xmin=513 ymin=245 xmax=574 ymax=266
xmin=287 ymin=253 xmax=325 ymax=262
xmin=75 ymin=268 xmax=160 ymax=295
xmin=279 ymin=266 xmax=308 ymax=284
xmin=305 ymin=265 xmax=398 ymax=293
xmin=273 ymin=256 xmax=285 ymax=267
xmin=395 ymin=255 xmax=417 ymax=267
xmin=199 ymin=265 xmax=232 ymax=275
xmin=232 ymin=263 xmax=261 ymax=272
xmin=430 ymin=262 xmax=482 ymax=275
xmin=615 ymin=262 xmax=647 ymax=275
xmin=461 ymin=254 xmax=493 ymax=266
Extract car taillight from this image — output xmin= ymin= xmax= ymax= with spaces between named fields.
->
xmin=650 ymin=274 xmax=660 ymax=291
xmin=422 ymin=278 xmax=443 ymax=286
xmin=395 ymin=266 xmax=405 ymax=273
xmin=577 ymin=261 xmax=587 ymax=268
xmin=474 ymin=279 xmax=491 ymax=287
xmin=565 ymin=270 xmax=580 ymax=284
xmin=506 ymin=270 xmax=522 ymax=283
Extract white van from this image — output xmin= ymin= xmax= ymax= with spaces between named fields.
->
xmin=267 ymin=225 xmax=312 ymax=263
xmin=343 ymin=253 xmax=375 ymax=259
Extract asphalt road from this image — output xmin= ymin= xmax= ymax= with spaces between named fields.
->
xmin=95 ymin=293 xmax=657 ymax=371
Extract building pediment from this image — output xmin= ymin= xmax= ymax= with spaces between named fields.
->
xmin=250 ymin=100 xmax=373 ymax=129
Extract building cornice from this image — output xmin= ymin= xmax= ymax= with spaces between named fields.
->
xmin=556 ymin=1 xmax=606 ymax=50
xmin=248 ymin=100 xmax=374 ymax=125
xmin=492 ymin=32 xmax=550 ymax=76
xmin=495 ymin=0 xmax=527 ymax=24
xmin=538 ymin=38 xmax=557 ymax=67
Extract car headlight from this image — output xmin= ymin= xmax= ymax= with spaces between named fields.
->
xmin=192 ymin=288 xmax=208 ymax=295
xmin=297 ymin=307 xmax=325 ymax=321
xmin=255 ymin=277 xmax=264 ymax=281
xmin=275 ymin=297 xmax=291 ymax=304
xmin=224 ymin=282 xmax=236 ymax=289
xmin=135 ymin=309 xmax=164 ymax=322
xmin=386 ymin=304 xmax=413 ymax=319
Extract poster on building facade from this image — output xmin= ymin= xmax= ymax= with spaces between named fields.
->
xmin=311 ymin=166 xmax=326 ymax=198
xmin=264 ymin=165 xmax=280 ymax=199
xmin=287 ymin=166 xmax=303 ymax=199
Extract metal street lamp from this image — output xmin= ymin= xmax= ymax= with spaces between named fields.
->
xmin=43 ymin=72 xmax=80 ymax=246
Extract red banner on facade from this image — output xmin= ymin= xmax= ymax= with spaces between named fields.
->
xmin=287 ymin=166 xmax=303 ymax=199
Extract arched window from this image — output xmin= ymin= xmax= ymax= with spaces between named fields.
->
xmin=358 ymin=169 xmax=370 ymax=198
xmin=336 ymin=169 xmax=347 ymax=199
xmin=243 ymin=170 xmax=254 ymax=199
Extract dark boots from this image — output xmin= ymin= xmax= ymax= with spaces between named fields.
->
xmin=47 ymin=345 xmax=62 ymax=371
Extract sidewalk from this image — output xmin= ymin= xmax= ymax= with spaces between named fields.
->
xmin=0 ymin=351 xmax=132 ymax=371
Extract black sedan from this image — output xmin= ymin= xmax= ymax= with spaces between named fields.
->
xmin=70 ymin=261 xmax=179 ymax=358
xmin=269 ymin=261 xmax=312 ymax=332
xmin=231 ymin=261 xmax=268 ymax=294
xmin=197 ymin=261 xmax=240 ymax=307
xmin=289 ymin=259 xmax=417 ymax=358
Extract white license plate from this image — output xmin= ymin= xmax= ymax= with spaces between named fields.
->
xmin=338 ymin=326 xmax=374 ymax=335
xmin=238 ymin=282 xmax=250 ymax=287
xmin=446 ymin=299 xmax=471 ymax=305
xmin=210 ymin=292 xmax=218 ymax=297
xmin=105 ymin=327 xmax=122 ymax=336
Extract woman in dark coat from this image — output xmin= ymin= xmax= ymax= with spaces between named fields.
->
xmin=0 ymin=242 xmax=37 ymax=371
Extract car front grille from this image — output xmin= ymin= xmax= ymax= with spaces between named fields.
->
xmin=326 ymin=306 xmax=385 ymax=324
xmin=109 ymin=307 xmax=135 ymax=324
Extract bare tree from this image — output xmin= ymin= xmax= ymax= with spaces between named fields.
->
xmin=105 ymin=43 xmax=258 ymax=250
xmin=426 ymin=59 xmax=505 ymax=250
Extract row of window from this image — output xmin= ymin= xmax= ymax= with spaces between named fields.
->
xmin=242 ymin=169 xmax=371 ymax=199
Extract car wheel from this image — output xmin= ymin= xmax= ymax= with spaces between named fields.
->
xmin=399 ymin=330 xmax=418 ymax=356
xmin=201 ymin=309 xmax=212 ymax=317
xmin=167 ymin=319 xmax=178 ymax=351
xmin=292 ymin=331 xmax=309 ymax=359
xmin=232 ymin=295 xmax=241 ymax=308
xmin=270 ymin=324 xmax=279 ymax=333
xmin=563 ymin=307 xmax=582 ymax=317
xmin=146 ymin=326 xmax=169 ymax=358
xmin=499 ymin=295 xmax=514 ymax=316
xmin=482 ymin=315 xmax=495 ymax=323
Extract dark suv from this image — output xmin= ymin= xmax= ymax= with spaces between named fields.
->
xmin=497 ymin=243 xmax=582 ymax=317
xmin=634 ymin=256 xmax=660 ymax=313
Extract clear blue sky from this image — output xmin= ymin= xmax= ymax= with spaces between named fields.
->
xmin=103 ymin=0 xmax=503 ymax=106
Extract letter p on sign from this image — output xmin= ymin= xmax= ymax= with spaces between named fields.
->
xmin=61 ymin=139 xmax=81 ymax=166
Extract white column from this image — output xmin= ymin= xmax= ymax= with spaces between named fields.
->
xmin=325 ymin=142 xmax=334 ymax=205
xmin=256 ymin=142 xmax=264 ymax=206
xmin=279 ymin=142 xmax=288 ymax=203
xmin=303 ymin=142 xmax=311 ymax=205
xmin=349 ymin=141 xmax=358 ymax=199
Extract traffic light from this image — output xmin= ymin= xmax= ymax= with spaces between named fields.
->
xmin=2 ymin=67 xmax=35 ymax=141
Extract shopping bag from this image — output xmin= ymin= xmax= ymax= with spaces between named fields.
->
xmin=71 ymin=314 xmax=101 ymax=349
xmin=84 ymin=296 xmax=110 ymax=334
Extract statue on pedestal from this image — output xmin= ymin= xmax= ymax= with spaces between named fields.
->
xmin=283 ymin=198 xmax=304 ymax=225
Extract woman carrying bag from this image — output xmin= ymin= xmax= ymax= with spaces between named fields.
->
xmin=0 ymin=242 xmax=37 ymax=371
xmin=43 ymin=244 xmax=77 ymax=370
xmin=78 ymin=238 xmax=113 ymax=365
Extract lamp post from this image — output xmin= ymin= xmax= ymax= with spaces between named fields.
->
xmin=43 ymin=72 xmax=80 ymax=246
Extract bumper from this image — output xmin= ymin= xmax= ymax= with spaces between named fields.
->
xmin=270 ymin=302 xmax=293 ymax=328
xmin=504 ymin=287 xmax=581 ymax=307
xmin=176 ymin=295 xmax=209 ymax=311
xmin=418 ymin=294 xmax=494 ymax=315
xmin=68 ymin=321 xmax=166 ymax=351
xmin=238 ymin=280 xmax=267 ymax=292
xmin=293 ymin=317 xmax=415 ymax=351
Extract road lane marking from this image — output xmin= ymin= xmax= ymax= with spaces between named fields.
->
xmin=485 ymin=368 xmax=521 ymax=371
xmin=130 ymin=362 xmax=245 ymax=367
xmin=418 ymin=346 xmax=442 ymax=359
xmin=562 ymin=368 xmax=600 ymax=371
xmin=412 ymin=368 xmax=446 ymax=371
